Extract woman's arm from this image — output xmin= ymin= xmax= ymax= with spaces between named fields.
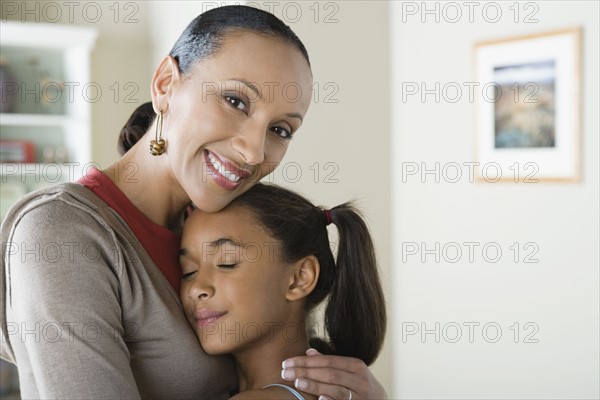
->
xmin=281 ymin=349 xmax=387 ymax=400
xmin=3 ymin=199 xmax=141 ymax=399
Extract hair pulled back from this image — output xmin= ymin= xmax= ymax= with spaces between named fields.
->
xmin=117 ymin=5 xmax=310 ymax=155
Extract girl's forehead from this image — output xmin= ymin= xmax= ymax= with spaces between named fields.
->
xmin=183 ymin=206 xmax=281 ymax=253
xmin=187 ymin=205 xmax=259 ymax=232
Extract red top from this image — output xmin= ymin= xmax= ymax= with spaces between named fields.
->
xmin=78 ymin=168 xmax=181 ymax=292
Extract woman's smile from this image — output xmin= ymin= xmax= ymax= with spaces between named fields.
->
xmin=204 ymin=149 xmax=251 ymax=190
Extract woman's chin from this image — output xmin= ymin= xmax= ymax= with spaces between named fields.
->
xmin=190 ymin=192 xmax=235 ymax=213
xmin=192 ymin=183 xmax=256 ymax=212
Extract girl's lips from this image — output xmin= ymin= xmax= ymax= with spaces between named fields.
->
xmin=194 ymin=310 xmax=227 ymax=327
xmin=204 ymin=150 xmax=251 ymax=191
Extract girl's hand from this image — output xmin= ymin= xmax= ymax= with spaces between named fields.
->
xmin=281 ymin=349 xmax=387 ymax=400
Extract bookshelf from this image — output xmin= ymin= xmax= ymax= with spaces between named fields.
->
xmin=0 ymin=21 xmax=97 ymax=220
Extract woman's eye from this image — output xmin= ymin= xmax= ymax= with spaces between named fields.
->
xmin=217 ymin=264 xmax=237 ymax=270
xmin=271 ymin=126 xmax=292 ymax=140
xmin=224 ymin=95 xmax=247 ymax=112
xmin=181 ymin=270 xmax=197 ymax=280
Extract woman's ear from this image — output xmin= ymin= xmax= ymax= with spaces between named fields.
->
xmin=285 ymin=255 xmax=320 ymax=301
xmin=151 ymin=55 xmax=181 ymax=113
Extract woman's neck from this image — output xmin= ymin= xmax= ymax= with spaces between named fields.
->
xmin=234 ymin=326 xmax=310 ymax=392
xmin=104 ymin=139 xmax=190 ymax=230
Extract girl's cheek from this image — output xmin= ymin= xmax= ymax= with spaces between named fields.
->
xmin=180 ymin=286 xmax=192 ymax=310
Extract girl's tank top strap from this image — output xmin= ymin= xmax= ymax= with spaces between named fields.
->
xmin=262 ymin=383 xmax=306 ymax=400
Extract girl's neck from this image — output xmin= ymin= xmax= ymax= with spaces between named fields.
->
xmin=234 ymin=327 xmax=310 ymax=392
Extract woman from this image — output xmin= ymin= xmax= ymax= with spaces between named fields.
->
xmin=0 ymin=5 xmax=386 ymax=399
xmin=180 ymin=183 xmax=387 ymax=400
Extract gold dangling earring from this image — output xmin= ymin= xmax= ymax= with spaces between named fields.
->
xmin=150 ymin=109 xmax=166 ymax=156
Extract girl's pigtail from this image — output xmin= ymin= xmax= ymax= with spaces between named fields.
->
xmin=322 ymin=203 xmax=386 ymax=365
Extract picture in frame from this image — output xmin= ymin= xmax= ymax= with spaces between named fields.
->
xmin=474 ymin=27 xmax=581 ymax=182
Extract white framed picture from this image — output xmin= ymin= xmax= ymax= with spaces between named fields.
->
xmin=474 ymin=28 xmax=581 ymax=182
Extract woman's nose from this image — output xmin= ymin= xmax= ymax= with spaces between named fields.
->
xmin=231 ymin=123 xmax=267 ymax=165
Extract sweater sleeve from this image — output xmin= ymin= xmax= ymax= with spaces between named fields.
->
xmin=4 ymin=197 xmax=141 ymax=399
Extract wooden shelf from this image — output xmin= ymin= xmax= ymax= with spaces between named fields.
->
xmin=0 ymin=113 xmax=70 ymax=127
xmin=1 ymin=162 xmax=87 ymax=181
xmin=1 ymin=21 xmax=97 ymax=223
xmin=1 ymin=22 xmax=97 ymax=49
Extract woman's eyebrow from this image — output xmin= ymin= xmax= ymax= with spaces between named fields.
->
xmin=230 ymin=79 xmax=262 ymax=100
xmin=228 ymin=80 xmax=305 ymax=122
xmin=285 ymin=112 xmax=303 ymax=122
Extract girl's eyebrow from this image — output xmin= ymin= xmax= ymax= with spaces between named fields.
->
xmin=210 ymin=237 xmax=247 ymax=248
xmin=179 ymin=237 xmax=248 ymax=257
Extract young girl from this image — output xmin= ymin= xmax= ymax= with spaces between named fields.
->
xmin=179 ymin=183 xmax=387 ymax=400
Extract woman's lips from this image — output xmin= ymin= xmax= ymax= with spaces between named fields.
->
xmin=194 ymin=310 xmax=228 ymax=327
xmin=204 ymin=150 xmax=250 ymax=191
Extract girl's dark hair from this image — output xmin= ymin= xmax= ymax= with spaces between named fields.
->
xmin=117 ymin=5 xmax=310 ymax=155
xmin=230 ymin=183 xmax=386 ymax=366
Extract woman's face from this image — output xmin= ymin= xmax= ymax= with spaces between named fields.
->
xmin=179 ymin=206 xmax=296 ymax=355
xmin=155 ymin=32 xmax=313 ymax=212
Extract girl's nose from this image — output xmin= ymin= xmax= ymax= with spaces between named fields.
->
xmin=186 ymin=269 xmax=215 ymax=300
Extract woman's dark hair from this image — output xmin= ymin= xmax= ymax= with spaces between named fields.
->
xmin=170 ymin=5 xmax=310 ymax=75
xmin=230 ymin=183 xmax=386 ymax=366
xmin=117 ymin=5 xmax=310 ymax=155
xmin=118 ymin=102 xmax=155 ymax=155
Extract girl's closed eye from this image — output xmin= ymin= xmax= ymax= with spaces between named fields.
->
xmin=181 ymin=270 xmax=197 ymax=280
xmin=217 ymin=263 xmax=237 ymax=270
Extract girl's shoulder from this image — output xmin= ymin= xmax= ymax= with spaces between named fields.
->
xmin=230 ymin=384 xmax=315 ymax=400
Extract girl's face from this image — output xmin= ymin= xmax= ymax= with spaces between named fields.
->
xmin=179 ymin=206 xmax=297 ymax=355
xmin=155 ymin=32 xmax=313 ymax=212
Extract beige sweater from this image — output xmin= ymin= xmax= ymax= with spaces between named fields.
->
xmin=1 ymin=183 xmax=237 ymax=399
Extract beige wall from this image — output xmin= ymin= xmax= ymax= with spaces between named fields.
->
xmin=391 ymin=1 xmax=599 ymax=398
